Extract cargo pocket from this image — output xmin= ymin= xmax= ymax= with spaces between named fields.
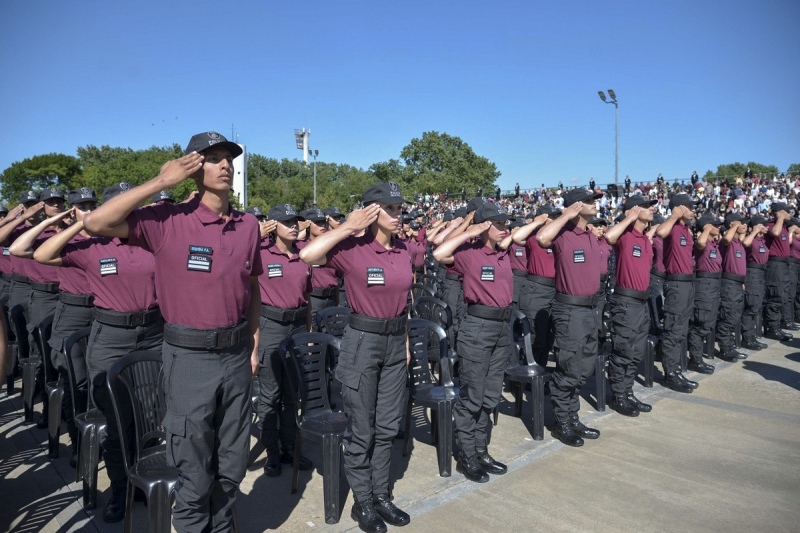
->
xmin=335 ymin=366 xmax=361 ymax=391
xmin=163 ymin=412 xmax=195 ymax=472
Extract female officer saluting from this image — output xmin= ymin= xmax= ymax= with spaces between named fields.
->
xmin=433 ymin=201 xmax=512 ymax=483
xmin=300 ymin=182 xmax=412 ymax=533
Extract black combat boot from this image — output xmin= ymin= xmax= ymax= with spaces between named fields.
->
xmin=664 ymin=371 xmax=693 ymax=393
xmin=372 ymin=494 xmax=411 ymax=526
xmin=609 ymin=394 xmax=640 ymax=417
xmin=740 ymin=338 xmax=764 ymax=351
xmin=264 ymin=451 xmax=281 ymax=477
xmin=570 ymin=415 xmax=600 ymax=439
xmin=625 ymin=391 xmax=652 ymax=413
xmin=551 ymin=421 xmax=584 ymax=447
xmin=688 ymin=357 xmax=715 ymax=374
xmin=456 ymin=453 xmax=490 ymax=483
xmin=475 ymin=447 xmax=508 ymax=475
xmin=102 ymin=485 xmax=127 ymax=523
xmin=351 ymin=499 xmax=388 ymax=533
xmin=764 ymin=328 xmax=792 ymax=341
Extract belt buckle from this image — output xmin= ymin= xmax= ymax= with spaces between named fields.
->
xmin=128 ymin=313 xmax=144 ymax=327
xmin=216 ymin=329 xmax=232 ymax=349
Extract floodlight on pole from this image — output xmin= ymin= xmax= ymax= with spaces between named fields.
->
xmin=308 ymin=149 xmax=319 ymax=207
xmin=294 ymin=128 xmax=310 ymax=163
xmin=597 ymin=89 xmax=619 ymax=187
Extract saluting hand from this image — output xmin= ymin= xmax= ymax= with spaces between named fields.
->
xmin=47 ymin=208 xmax=75 ymax=226
xmin=533 ymin=213 xmax=550 ymax=225
xmin=259 ymin=219 xmax=278 ymax=238
xmin=21 ymin=202 xmax=44 ymax=220
xmin=466 ymin=221 xmax=491 ymax=238
xmin=563 ymin=202 xmax=583 ymax=220
xmin=158 ymin=152 xmax=205 ymax=187
xmin=344 ymin=204 xmax=380 ymax=234
xmin=625 ymin=206 xmax=642 ymax=222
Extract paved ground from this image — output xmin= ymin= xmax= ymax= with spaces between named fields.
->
xmin=1 ymin=336 xmax=798 ymax=533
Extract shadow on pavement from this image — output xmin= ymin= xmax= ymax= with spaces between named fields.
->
xmin=742 ymin=358 xmax=800 ymax=391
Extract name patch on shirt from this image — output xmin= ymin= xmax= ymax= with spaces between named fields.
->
xmin=2 ymin=248 xmax=9 ymax=256
xmin=546 ymin=248 xmax=553 ymax=254
xmin=267 ymin=264 xmax=283 ymax=278
xmin=189 ymin=245 xmax=213 ymax=255
xmin=514 ymin=248 xmax=523 ymax=257
xmin=573 ymin=250 xmax=585 ymax=263
xmin=481 ymin=266 xmax=495 ymax=282
xmin=781 ymin=234 xmax=787 ymax=241
xmin=367 ymin=267 xmax=385 ymax=286
xmin=759 ymin=245 xmax=766 ymax=253
xmin=709 ymin=249 xmax=718 ymax=259
xmin=632 ymin=245 xmax=642 ymax=258
xmin=100 ymin=257 xmax=118 ymax=276
xmin=735 ymin=250 xmax=742 ymax=258
xmin=187 ymin=255 xmax=212 ymax=272
xmin=680 ymin=236 xmax=688 ymax=246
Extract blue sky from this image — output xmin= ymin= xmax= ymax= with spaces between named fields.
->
xmin=2 ymin=1 xmax=798 ymax=190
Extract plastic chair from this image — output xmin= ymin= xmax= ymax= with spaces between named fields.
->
xmin=2 ymin=304 xmax=18 ymax=394
xmin=403 ymin=319 xmax=459 ymax=477
xmin=10 ymin=305 xmax=36 ymax=421
xmin=314 ymin=306 xmax=352 ymax=339
xmin=641 ymin=336 xmax=656 ymax=388
xmin=410 ymin=283 xmax=435 ymax=304
xmin=34 ymin=314 xmax=64 ymax=458
xmin=280 ymin=333 xmax=348 ymax=525
xmin=502 ymin=310 xmax=552 ymax=440
xmin=63 ymin=326 xmax=106 ymax=509
xmin=107 ymin=350 xmax=178 ymax=533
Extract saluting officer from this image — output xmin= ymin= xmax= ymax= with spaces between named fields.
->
xmin=716 ymin=213 xmax=752 ymax=361
xmin=299 ymin=208 xmax=339 ymax=314
xmin=647 ymin=213 xmax=666 ymax=331
xmin=433 ymin=201 xmax=512 ymax=483
xmin=763 ymin=202 xmax=794 ymax=340
xmin=505 ymin=219 xmax=528 ymax=307
xmin=655 ymin=194 xmax=700 ymax=393
xmin=687 ymin=213 xmax=723 ymax=372
xmin=255 ymin=204 xmax=314 ymax=477
xmin=536 ymin=188 xmax=604 ymax=447
xmin=603 ymin=196 xmax=657 ymax=417
xmin=741 ymin=216 xmax=770 ymax=349
xmin=83 ymin=132 xmax=263 ymax=533
xmin=300 ymin=182 xmax=413 ymax=533
xmin=0 ymin=205 xmax=10 ymax=305
xmin=785 ymin=219 xmax=800 ymax=329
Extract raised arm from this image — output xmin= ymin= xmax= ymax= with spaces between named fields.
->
xmin=299 ymin=204 xmax=380 ymax=265
xmin=432 ymin=222 xmax=490 ymax=265
xmin=769 ymin=211 xmax=788 ymax=237
xmin=695 ymin=225 xmax=714 ymax=251
xmin=720 ymin=221 xmax=739 ymax=246
xmin=33 ymin=220 xmax=85 ymax=266
xmin=656 ymin=206 xmax=687 ymax=239
xmin=9 ymin=209 xmax=74 ymax=258
xmin=603 ymin=207 xmax=641 ymax=246
xmin=0 ymin=203 xmax=43 ymax=245
xmin=742 ymin=224 xmax=765 ymax=248
xmin=511 ymin=213 xmax=549 ymax=245
xmin=536 ymin=203 xmax=583 ymax=248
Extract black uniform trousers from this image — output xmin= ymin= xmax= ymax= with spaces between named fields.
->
xmin=518 ymin=280 xmax=555 ymax=367
xmin=87 ymin=317 xmax=163 ymax=490
xmin=550 ymin=301 xmax=599 ymax=422
xmin=512 ymin=271 xmax=526 ymax=307
xmin=764 ymin=260 xmax=789 ymax=331
xmin=441 ymin=277 xmax=466 ymax=339
xmin=607 ymin=294 xmax=650 ymax=395
xmin=8 ymin=279 xmax=33 ymax=351
xmin=716 ymin=279 xmax=744 ymax=353
xmin=335 ymin=325 xmax=406 ymax=503
xmin=256 ymin=314 xmax=307 ymax=454
xmin=453 ymin=313 xmax=511 ymax=458
xmin=309 ymin=293 xmax=337 ymax=321
xmin=688 ymin=277 xmax=721 ymax=359
xmin=0 ymin=278 xmax=9 ymax=306
xmin=162 ymin=334 xmax=252 ymax=533
xmin=29 ymin=288 xmax=59 ymax=411
xmin=788 ymin=261 xmax=800 ymax=324
xmin=742 ymin=267 xmax=766 ymax=342
xmin=648 ymin=273 xmax=665 ymax=332
xmin=661 ymin=279 xmax=694 ymax=373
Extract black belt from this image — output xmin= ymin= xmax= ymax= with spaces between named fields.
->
xmin=768 ymin=256 xmax=789 ymax=263
xmin=11 ymin=273 xmax=29 ymax=283
xmin=600 ymin=273 xmax=609 ymax=283
xmin=0 ymin=273 xmax=11 ymax=281
xmin=526 ymin=274 xmax=556 ymax=287
xmin=260 ymin=304 xmax=308 ymax=323
xmin=665 ymin=273 xmax=694 ymax=281
xmin=614 ymin=286 xmax=650 ymax=301
xmin=512 ymin=269 xmax=527 ymax=277
xmin=721 ymin=273 xmax=746 ymax=283
xmin=746 ymin=262 xmax=766 ymax=270
xmin=60 ymin=292 xmax=94 ymax=307
xmin=31 ymin=281 xmax=60 ymax=293
xmin=695 ymin=271 xmax=721 ymax=279
xmin=348 ymin=312 xmax=407 ymax=334
xmin=93 ymin=306 xmax=161 ymax=328
xmin=467 ymin=304 xmax=512 ymax=321
xmin=555 ymin=292 xmax=599 ymax=307
xmin=445 ymin=272 xmax=460 ymax=281
xmin=650 ymin=268 xmax=666 ymax=279
xmin=310 ymin=286 xmax=337 ymax=298
xmin=164 ymin=320 xmax=249 ymax=350
xmin=790 ymin=258 xmax=800 ymax=265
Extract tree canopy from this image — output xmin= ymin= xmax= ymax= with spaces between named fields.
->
xmin=0 ymin=153 xmax=82 ymax=202
xmin=702 ymin=161 xmax=781 ymax=181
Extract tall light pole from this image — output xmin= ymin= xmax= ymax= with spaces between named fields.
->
xmin=308 ymin=149 xmax=319 ymax=207
xmin=597 ymin=89 xmax=619 ymax=187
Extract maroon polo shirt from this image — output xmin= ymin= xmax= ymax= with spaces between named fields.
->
xmin=613 ymin=227 xmax=653 ymax=292
xmin=257 ymin=240 xmax=312 ymax=309
xmin=695 ymin=240 xmax=723 ymax=273
xmin=297 ymin=240 xmax=338 ymax=289
xmin=0 ymin=246 xmax=10 ymax=274
xmin=61 ymin=237 xmax=157 ymax=312
xmin=452 ymin=240 xmax=513 ymax=308
xmin=26 ymin=227 xmax=62 ymax=284
xmin=416 ymin=226 xmax=427 ymax=244
xmin=525 ymin=231 xmax=555 ymax=278
xmin=766 ymin=222 xmax=790 ymax=258
xmin=552 ymin=222 xmax=602 ymax=297
xmin=663 ymin=223 xmax=694 ymax=275
xmin=720 ymin=239 xmax=746 ymax=276
xmin=746 ymin=236 xmax=769 ymax=265
xmin=126 ymin=197 xmax=263 ymax=330
xmin=509 ymin=242 xmax=527 ymax=271
xmin=57 ymin=233 xmax=91 ymax=296
xmin=326 ymin=231 xmax=412 ymax=318
xmin=7 ymin=226 xmax=32 ymax=276
xmin=597 ymin=237 xmax=612 ymax=275
xmin=791 ymin=237 xmax=800 ymax=260
xmin=652 ymin=236 xmax=665 ymax=273
xmin=402 ymin=237 xmax=425 ymax=268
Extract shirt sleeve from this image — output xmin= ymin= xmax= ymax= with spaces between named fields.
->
xmin=451 ymin=242 xmax=472 ymax=276
xmin=60 ymin=240 xmax=91 ymax=270
xmin=126 ymin=204 xmax=172 ymax=254
xmin=326 ymin=236 xmax=357 ymax=277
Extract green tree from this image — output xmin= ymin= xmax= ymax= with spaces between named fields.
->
xmin=786 ymin=163 xmax=800 ymax=176
xmin=399 ymin=131 xmax=500 ymax=197
xmin=704 ymin=161 xmax=780 ymax=182
xmin=0 ymin=153 xmax=82 ymax=203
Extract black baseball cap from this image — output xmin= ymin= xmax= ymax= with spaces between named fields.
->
xmin=362 ymin=182 xmax=407 ymax=205
xmin=268 ymin=203 xmax=304 ymax=222
xmin=324 ymin=206 xmax=344 ymax=219
xmin=19 ymin=190 xmax=39 ymax=204
xmin=623 ymin=195 xmax=657 ymax=211
xmin=563 ymin=188 xmax=602 ymax=207
xmin=474 ymin=202 xmax=509 ymax=223
xmin=589 ymin=217 xmax=608 ymax=226
xmin=68 ymin=187 xmax=98 ymax=205
xmin=724 ymin=212 xmax=745 ymax=227
xmin=466 ymin=197 xmax=486 ymax=213
xmin=537 ymin=204 xmax=561 ymax=218
xmin=40 ymin=188 xmax=65 ymax=202
xmin=770 ymin=202 xmax=790 ymax=213
xmin=652 ymin=213 xmax=666 ymax=225
xmin=787 ymin=218 xmax=800 ymax=229
xmin=151 ymin=190 xmax=175 ymax=204
xmin=454 ymin=207 xmax=468 ymax=218
xmin=696 ymin=212 xmax=723 ymax=229
xmin=402 ymin=213 xmax=413 ymax=223
xmin=102 ymin=182 xmax=134 ymax=202
xmin=245 ymin=206 xmax=266 ymax=220
xmin=443 ymin=211 xmax=454 ymax=222
xmin=0 ymin=205 xmax=8 ymax=215
xmin=749 ymin=215 xmax=768 ymax=226
xmin=668 ymin=194 xmax=701 ymax=210
xmin=301 ymin=208 xmax=326 ymax=222
xmin=184 ymin=131 xmax=243 ymax=158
